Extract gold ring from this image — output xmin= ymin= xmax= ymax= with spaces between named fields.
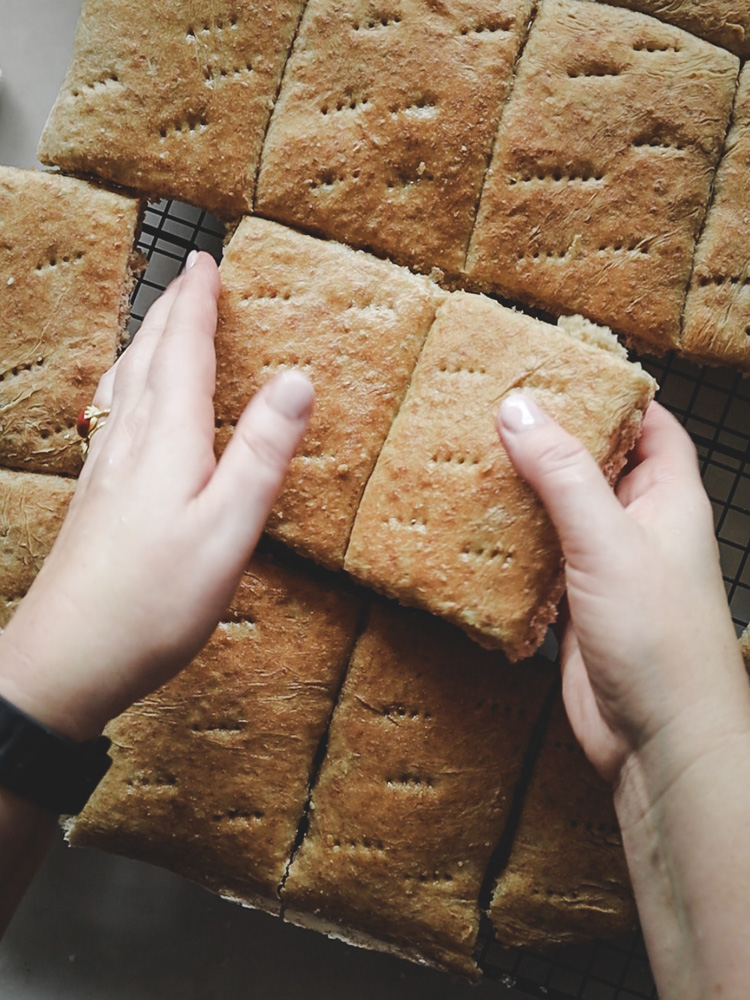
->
xmin=76 ymin=405 xmax=110 ymax=459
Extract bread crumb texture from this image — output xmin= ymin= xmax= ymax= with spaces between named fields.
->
xmin=37 ymin=0 xmax=308 ymax=217
xmin=283 ymin=603 xmax=555 ymax=977
xmin=466 ymin=0 xmax=739 ymax=354
xmin=681 ymin=65 xmax=750 ymax=371
xmin=490 ymin=695 xmax=637 ymax=948
xmin=215 ymin=218 xmax=444 ymax=569
xmin=256 ymin=0 xmax=533 ymax=276
xmin=0 ymin=167 xmax=140 ymax=475
xmin=0 ymin=469 xmax=75 ymax=627
xmin=70 ymin=552 xmax=363 ymax=910
xmin=586 ymin=0 xmax=750 ymax=56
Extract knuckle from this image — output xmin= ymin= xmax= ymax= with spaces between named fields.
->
xmin=238 ymin=425 xmax=290 ymax=476
xmin=533 ymin=432 xmax=590 ymax=480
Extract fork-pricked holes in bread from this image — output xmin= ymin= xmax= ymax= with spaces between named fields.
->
xmin=0 ymin=356 xmax=44 ymax=383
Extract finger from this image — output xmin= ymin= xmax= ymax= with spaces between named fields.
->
xmin=109 ymin=274 xmax=186 ymax=409
xmin=146 ymin=252 xmax=221 ymax=430
xmin=195 ymin=371 xmax=314 ymax=556
xmin=616 ymin=402 xmax=702 ymax=508
xmin=497 ymin=393 xmax=629 ymax=566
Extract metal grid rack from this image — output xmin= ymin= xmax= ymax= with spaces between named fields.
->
xmin=131 ymin=198 xmax=750 ymax=1000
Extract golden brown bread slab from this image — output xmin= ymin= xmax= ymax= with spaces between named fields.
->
xmin=282 ymin=601 xmax=556 ymax=977
xmin=0 ymin=167 xmax=141 ymax=476
xmin=215 ymin=218 xmax=444 ymax=569
xmin=38 ymin=0 xmax=307 ymax=217
xmin=256 ymin=0 xmax=534 ymax=276
xmin=585 ymin=0 xmax=750 ymax=57
xmin=0 ymin=469 xmax=75 ymax=628
xmin=345 ymin=295 xmax=655 ymax=659
xmin=466 ymin=0 xmax=739 ymax=354
xmin=681 ymin=66 xmax=750 ymax=371
xmin=489 ymin=695 xmax=636 ymax=948
xmin=69 ymin=552 xmax=363 ymax=912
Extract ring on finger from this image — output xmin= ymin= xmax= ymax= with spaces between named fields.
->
xmin=76 ymin=405 xmax=111 ymax=459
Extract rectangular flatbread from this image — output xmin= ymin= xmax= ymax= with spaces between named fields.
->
xmin=489 ymin=695 xmax=636 ymax=948
xmin=38 ymin=0 xmax=307 ymax=217
xmin=585 ymin=0 xmax=750 ymax=57
xmin=0 ymin=469 xmax=75 ymax=628
xmin=681 ymin=66 xmax=750 ymax=371
xmin=466 ymin=0 xmax=739 ymax=354
xmin=345 ymin=296 xmax=655 ymax=659
xmin=0 ymin=167 xmax=141 ymax=476
xmin=256 ymin=0 xmax=534 ymax=276
xmin=282 ymin=601 xmax=556 ymax=977
xmin=69 ymin=552 xmax=363 ymax=913
xmin=215 ymin=218 xmax=444 ymax=569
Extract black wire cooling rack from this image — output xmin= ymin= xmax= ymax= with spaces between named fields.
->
xmin=130 ymin=197 xmax=750 ymax=1000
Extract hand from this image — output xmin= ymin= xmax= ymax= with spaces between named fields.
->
xmin=0 ymin=252 xmax=313 ymax=742
xmin=497 ymin=395 xmax=749 ymax=788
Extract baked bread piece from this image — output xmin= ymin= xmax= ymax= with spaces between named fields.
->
xmin=489 ymin=695 xmax=636 ymax=948
xmin=69 ymin=552 xmax=363 ymax=913
xmin=256 ymin=0 xmax=533 ymax=277
xmin=681 ymin=66 xmax=750 ymax=371
xmin=740 ymin=626 xmax=750 ymax=670
xmin=345 ymin=295 xmax=655 ymax=659
xmin=282 ymin=602 xmax=556 ymax=978
xmin=37 ymin=0 xmax=306 ymax=218
xmin=0 ymin=469 xmax=75 ymax=628
xmin=215 ymin=218 xmax=444 ymax=570
xmin=586 ymin=0 xmax=750 ymax=57
xmin=466 ymin=0 xmax=739 ymax=354
xmin=0 ymin=167 xmax=141 ymax=476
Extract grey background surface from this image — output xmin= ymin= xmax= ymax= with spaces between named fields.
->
xmin=0 ymin=3 xmax=529 ymax=996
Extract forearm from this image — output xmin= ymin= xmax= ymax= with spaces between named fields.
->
xmin=616 ymin=702 xmax=750 ymax=1000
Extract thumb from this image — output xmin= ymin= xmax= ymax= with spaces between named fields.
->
xmin=496 ymin=393 xmax=627 ymax=565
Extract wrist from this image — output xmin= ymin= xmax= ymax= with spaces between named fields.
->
xmin=0 ymin=617 xmax=108 ymax=744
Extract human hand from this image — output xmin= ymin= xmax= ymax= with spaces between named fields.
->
xmin=0 ymin=252 xmax=313 ymax=742
xmin=497 ymin=396 xmax=749 ymax=790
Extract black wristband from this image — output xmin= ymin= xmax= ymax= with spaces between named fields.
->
xmin=0 ymin=695 xmax=111 ymax=814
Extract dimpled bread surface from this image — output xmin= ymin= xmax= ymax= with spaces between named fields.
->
xmin=215 ymin=218 xmax=444 ymax=570
xmin=466 ymin=0 xmax=739 ymax=353
xmin=282 ymin=602 xmax=556 ymax=978
xmin=586 ymin=0 xmax=750 ymax=56
xmin=345 ymin=295 xmax=655 ymax=659
xmin=0 ymin=469 xmax=75 ymax=628
xmin=490 ymin=696 xmax=637 ymax=949
xmin=38 ymin=0 xmax=308 ymax=217
xmin=0 ymin=167 xmax=140 ymax=476
xmin=256 ymin=0 xmax=534 ymax=276
xmin=69 ymin=552 xmax=363 ymax=912
xmin=681 ymin=65 xmax=750 ymax=372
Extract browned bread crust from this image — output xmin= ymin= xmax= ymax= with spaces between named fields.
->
xmin=282 ymin=601 xmax=556 ymax=977
xmin=466 ymin=0 xmax=739 ymax=353
xmin=69 ymin=552 xmax=363 ymax=910
xmin=256 ymin=0 xmax=534 ymax=277
xmin=215 ymin=218 xmax=444 ymax=569
xmin=0 ymin=469 xmax=75 ymax=627
xmin=490 ymin=695 xmax=636 ymax=948
xmin=0 ymin=167 xmax=141 ymax=475
xmin=345 ymin=294 xmax=655 ymax=659
xmin=37 ymin=0 xmax=306 ymax=217
xmin=585 ymin=0 xmax=750 ymax=57
xmin=681 ymin=66 xmax=750 ymax=371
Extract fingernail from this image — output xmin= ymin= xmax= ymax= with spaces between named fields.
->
xmin=185 ymin=250 xmax=199 ymax=271
xmin=267 ymin=371 xmax=314 ymax=420
xmin=498 ymin=393 xmax=548 ymax=433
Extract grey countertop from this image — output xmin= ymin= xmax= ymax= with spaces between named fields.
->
xmin=0 ymin=4 xmax=528 ymax=997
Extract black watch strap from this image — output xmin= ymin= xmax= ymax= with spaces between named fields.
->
xmin=0 ymin=695 xmax=112 ymax=814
